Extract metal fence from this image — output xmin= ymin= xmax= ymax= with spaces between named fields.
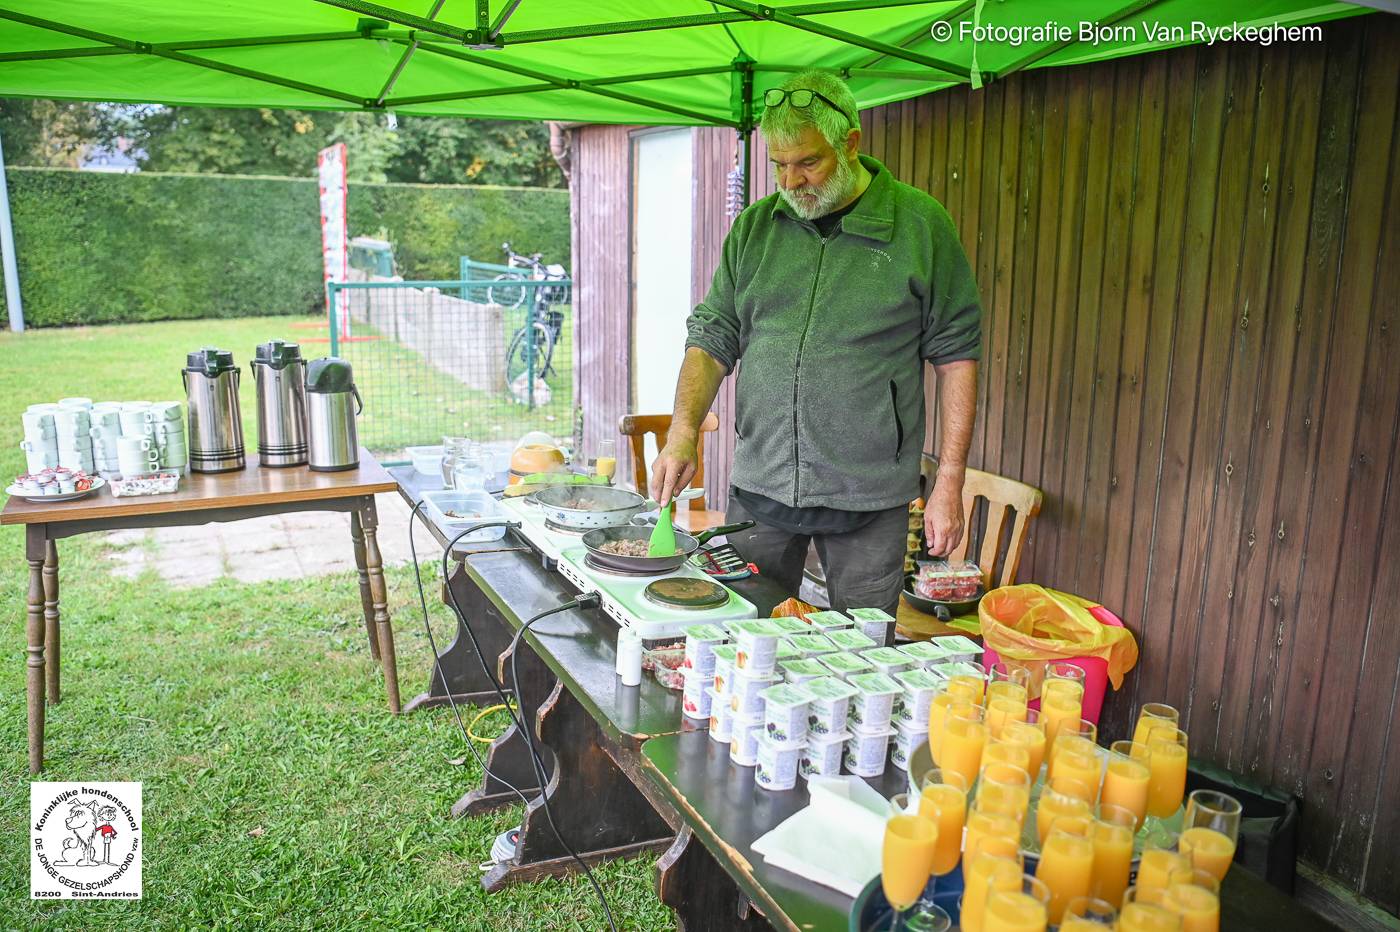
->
xmin=325 ymin=276 xmax=575 ymax=462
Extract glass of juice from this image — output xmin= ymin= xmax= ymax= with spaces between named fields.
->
xmin=1167 ymin=867 xmax=1220 ymax=932
xmin=986 ymin=694 xmax=1029 ymax=739
xmin=949 ymin=661 xmax=988 ymax=705
xmin=1036 ymin=777 xmax=1095 ymax=846
xmin=1090 ymin=803 xmax=1138 ymax=908
xmin=593 ymin=438 xmax=616 ymax=482
xmin=982 ymin=740 xmax=1032 ymax=775
xmin=882 ymin=809 xmax=938 ymax=930
xmin=1036 ymin=815 xmax=1095 ymax=925
xmin=1144 ymin=728 xmax=1190 ymax=820
xmin=916 ymin=769 xmax=969 ymax=879
xmin=983 ymin=874 xmax=1051 ymax=932
xmin=926 ymin=689 xmax=974 ymax=766
xmin=1137 ymin=833 xmax=1189 ymax=892
xmin=1120 ymin=886 xmax=1184 ymax=931
xmin=1050 ymin=734 xmax=1103 ymax=795
xmin=1061 ymin=895 xmax=1117 ymax=929
xmin=1101 ymin=740 xmax=1151 ymax=828
xmin=1179 ymin=790 xmax=1241 ymax=881
xmin=1044 ymin=661 xmax=1087 ymax=695
xmin=1039 ymin=689 xmax=1083 ymax=760
xmin=998 ymin=713 xmax=1047 ymax=780
xmin=960 ymin=835 xmax=1023 ymax=932
xmin=941 ymin=705 xmax=989 ymax=789
xmin=977 ymin=762 xmax=1032 ymax=825
xmin=1133 ymin=702 xmax=1180 ymax=747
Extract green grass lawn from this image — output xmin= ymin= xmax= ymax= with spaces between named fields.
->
xmin=0 ymin=319 xmax=669 ymax=930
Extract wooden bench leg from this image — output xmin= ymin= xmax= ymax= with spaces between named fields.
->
xmin=404 ymin=561 xmax=517 ymax=713
xmin=481 ymin=680 xmax=673 ymax=892
xmin=349 ymin=510 xmax=380 ymax=662
xmin=26 ymin=529 xmax=47 ymax=774
xmin=359 ymin=501 xmax=400 ymax=713
xmin=656 ymin=827 xmax=776 ymax=932
xmin=43 ymin=539 xmax=60 ymax=705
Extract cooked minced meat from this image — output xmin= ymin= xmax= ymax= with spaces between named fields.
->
xmin=598 ymin=538 xmax=651 ymax=556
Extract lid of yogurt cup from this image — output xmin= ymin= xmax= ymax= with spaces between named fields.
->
xmin=758 ymin=682 xmax=811 ymax=707
xmin=931 ymin=634 xmax=980 ymax=654
xmin=847 ymin=607 xmax=895 ymax=623
xmin=775 ymin=642 xmax=801 ymax=661
xmin=684 ymin=623 xmax=729 ymax=642
xmin=894 ymin=668 xmax=944 ymax=691
xmin=731 ymin=619 xmax=784 ymax=638
xmin=848 ymin=672 xmax=903 ymax=696
xmin=803 ymin=675 xmax=858 ymax=701
xmin=932 ymin=660 xmax=985 ymax=680
xmin=827 ymin=629 xmax=878 ymax=651
xmin=863 ymin=646 xmax=911 ymax=666
xmin=821 ymin=653 xmax=875 ymax=675
xmin=780 ymin=658 xmax=829 ymax=679
xmin=897 ymin=641 xmax=947 ymax=661
xmin=803 ymin=610 xmax=853 ymax=630
xmin=783 ymin=634 xmax=836 ymax=654
xmin=768 ymin=617 xmax=811 ymax=635
xmin=712 ymin=644 xmax=739 ymax=663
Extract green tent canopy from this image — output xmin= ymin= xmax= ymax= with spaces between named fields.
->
xmin=0 ymin=1 xmax=1370 ymax=127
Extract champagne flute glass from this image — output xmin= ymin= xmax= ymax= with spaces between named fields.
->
xmin=1137 ymin=832 xmax=1189 ymax=892
xmin=964 ymin=800 xmax=1023 ymax=864
xmin=941 ymin=705 xmax=988 ymax=789
xmin=987 ymin=663 xmax=1030 ymax=705
xmin=1100 ymin=740 xmax=1151 ymax=828
xmin=982 ymin=740 xmax=1032 ymax=775
xmin=884 ymin=798 xmax=938 ymax=931
xmin=1179 ymin=790 xmax=1241 ymax=881
xmin=998 ymin=712 xmax=1047 ymax=782
xmin=960 ymin=835 xmax=1023 ymax=932
xmin=594 ymin=438 xmax=617 ymax=482
xmin=927 ymin=689 xmax=974 ymax=766
xmin=1050 ymin=731 xmax=1102 ymax=794
xmin=1133 ymin=702 xmax=1180 ymax=747
xmin=983 ymin=874 xmax=1051 ymax=932
xmin=1039 ymin=683 xmax=1084 ymax=759
xmin=1043 ymin=662 xmax=1087 ymax=698
xmin=977 ymin=762 xmax=1032 ymax=825
xmin=1061 ymin=896 xmax=1117 ymax=930
xmin=949 ymin=661 xmax=988 ymax=705
xmin=1090 ymin=803 xmax=1138 ymax=908
xmin=986 ymin=693 xmax=1029 ymax=740
xmin=917 ymin=769 xmax=969 ymax=879
xmin=1036 ymin=776 xmax=1095 ymax=846
xmin=1120 ymin=886 xmax=1184 ymax=931
xmin=1035 ymin=815 xmax=1095 ymax=925
xmin=1144 ymin=728 xmax=1190 ymax=820
xmin=1167 ymin=867 xmax=1220 ymax=932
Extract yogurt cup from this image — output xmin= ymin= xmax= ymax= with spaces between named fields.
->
xmin=933 ymin=660 xmax=986 ymax=683
xmin=931 ymin=635 xmax=981 ymax=663
xmin=804 ymin=676 xmax=857 ymax=736
xmin=754 ymin=732 xmax=804 ymax=791
xmin=800 ymin=729 xmax=850 ymax=778
xmin=769 ymin=617 xmax=812 ymax=636
xmin=783 ymin=633 xmax=837 ymax=658
xmin=803 ymin=610 xmax=854 ymax=632
xmin=775 ymin=641 xmax=801 ymax=664
xmin=891 ymin=718 xmax=924 ymax=771
xmin=893 ymin=668 xmax=943 ymax=724
xmin=847 ymin=607 xmax=896 ymax=644
xmin=897 ymin=640 xmax=947 ymax=669
xmin=731 ymin=620 xmax=784 ymax=676
xmin=712 ymin=644 xmax=739 ymax=695
xmin=758 ymin=682 xmax=811 ymax=745
xmin=682 ymin=670 xmax=713 ymax=720
xmin=729 ymin=667 xmax=778 ymax=715
xmin=820 ymin=652 xmax=876 ymax=681
xmin=683 ymin=623 xmax=729 ymax=678
xmin=708 ymin=688 xmax=734 ymax=743
xmin=826 ymin=628 xmax=878 ymax=653
xmin=862 ymin=646 xmax=914 ymax=676
xmin=780 ymin=658 xmax=829 ymax=686
xmin=847 ymin=672 xmax=902 ymax=732
xmin=843 ymin=726 xmax=895 ymax=778
xmin=730 ymin=713 xmax=762 ymax=767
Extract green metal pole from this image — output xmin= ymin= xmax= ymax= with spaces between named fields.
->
xmin=328 ymin=285 xmax=340 ymax=357
xmin=525 ymin=289 xmax=536 ymax=411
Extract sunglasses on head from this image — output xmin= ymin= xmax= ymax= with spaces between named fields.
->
xmin=763 ymin=87 xmax=856 ymax=129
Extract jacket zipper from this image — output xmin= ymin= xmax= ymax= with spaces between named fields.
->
xmin=792 ymin=231 xmax=828 ymax=502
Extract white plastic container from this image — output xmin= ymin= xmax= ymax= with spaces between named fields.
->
xmin=844 ymin=726 xmax=895 ymax=778
xmin=712 ymin=644 xmax=738 ymax=696
xmin=893 ymin=668 xmax=943 ymax=725
xmin=826 ymin=628 xmax=878 ymax=653
xmin=862 ymin=646 xmax=914 ymax=676
xmin=681 ymin=670 xmax=712 ymax=720
xmin=406 ymin=444 xmax=445 ymax=475
xmin=891 ymin=718 xmax=924 ymax=772
xmin=683 ymin=623 xmax=728 ymax=679
xmin=847 ymin=607 xmax=896 ymax=644
xmin=847 ymin=672 xmax=902 ymax=732
xmin=728 ymin=668 xmax=777 ymax=716
xmin=820 ymin=652 xmax=876 ymax=681
xmin=758 ymin=683 xmax=811 ymax=746
xmin=730 ymin=713 xmax=762 ymax=767
xmin=782 ymin=633 xmax=837 ymax=658
xmin=803 ymin=610 xmax=853 ymax=632
xmin=731 ymin=619 xmax=783 ymax=676
xmin=931 ymin=635 xmax=981 ymax=663
xmin=780 ymin=658 xmax=829 ymax=686
xmin=708 ymin=689 xmax=734 ymax=743
xmin=754 ymin=732 xmax=803 ymax=791
xmin=897 ymin=640 xmax=947 ymax=669
xmin=800 ymin=730 xmax=850 ymax=778
xmin=804 ymin=676 xmax=857 ymax=737
xmin=421 ymin=489 xmax=507 ymax=544
xmin=768 ymin=617 xmax=811 ymax=636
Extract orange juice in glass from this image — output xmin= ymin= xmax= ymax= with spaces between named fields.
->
xmin=1036 ymin=815 xmax=1095 ymax=925
xmin=882 ymin=811 xmax=938 ymax=924
xmin=1101 ymin=740 xmax=1151 ymax=827
xmin=983 ymin=874 xmax=1051 ymax=932
xmin=917 ymin=768 xmax=969 ymax=878
xmin=1051 ymin=736 xmax=1103 ymax=795
xmin=983 ymin=741 xmax=1032 ymax=775
xmin=1136 ymin=839 xmax=1189 ymax=893
xmin=1039 ymin=691 xmax=1083 ymax=758
xmin=1121 ymin=886 xmax=1184 ymax=932
xmin=1036 ymin=777 xmax=1094 ymax=846
xmin=960 ymin=835 xmax=1023 ymax=932
xmin=978 ymin=762 xmax=1032 ymax=825
xmin=965 ymin=803 xmax=1023 ymax=859
xmin=927 ymin=690 xmax=971 ymax=766
xmin=1060 ymin=895 xmax=1118 ymax=931
xmin=1179 ymin=790 xmax=1241 ymax=881
xmin=986 ymin=695 xmax=1028 ymax=739
xmin=1133 ymin=702 xmax=1179 ymax=747
xmin=1145 ymin=728 xmax=1189 ymax=819
xmin=950 ymin=663 xmax=987 ymax=705
xmin=1091 ymin=803 xmax=1138 ymax=908
xmin=1167 ymin=867 xmax=1220 ymax=932
xmin=941 ymin=705 xmax=988 ymax=789
xmin=999 ymin=718 xmax=1047 ymax=780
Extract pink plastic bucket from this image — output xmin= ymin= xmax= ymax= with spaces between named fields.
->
xmin=980 ymin=605 xmax=1124 ymax=726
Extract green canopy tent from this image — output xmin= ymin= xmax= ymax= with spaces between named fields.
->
xmin=0 ymin=0 xmax=1373 ymax=327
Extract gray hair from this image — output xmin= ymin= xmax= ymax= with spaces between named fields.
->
xmin=759 ymin=70 xmax=858 ymax=151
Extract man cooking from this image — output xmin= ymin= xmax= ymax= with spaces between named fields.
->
xmin=650 ymin=70 xmax=981 ymax=621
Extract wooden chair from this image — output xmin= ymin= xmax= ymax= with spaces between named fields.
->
xmin=919 ymin=454 xmax=1044 ymax=589
xmin=618 ymin=412 xmax=723 ymax=530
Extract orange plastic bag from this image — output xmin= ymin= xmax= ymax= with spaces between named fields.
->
xmin=978 ymin=585 xmax=1139 ymax=691
xmin=770 ymin=597 xmax=818 ymax=620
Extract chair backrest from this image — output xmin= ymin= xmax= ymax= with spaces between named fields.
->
xmin=920 ymin=454 xmax=1044 ymax=589
xmin=617 ymin=412 xmax=720 ymax=511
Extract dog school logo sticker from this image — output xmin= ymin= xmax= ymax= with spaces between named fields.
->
xmin=31 ymin=782 xmax=142 ymax=899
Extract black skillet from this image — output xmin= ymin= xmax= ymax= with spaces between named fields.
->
xmin=581 ymin=522 xmax=754 ymax=574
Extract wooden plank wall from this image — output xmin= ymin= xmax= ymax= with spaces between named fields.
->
xmin=768 ymin=16 xmax=1394 ymax=908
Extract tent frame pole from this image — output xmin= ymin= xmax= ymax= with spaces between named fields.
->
xmin=0 ymin=127 xmax=24 ymax=332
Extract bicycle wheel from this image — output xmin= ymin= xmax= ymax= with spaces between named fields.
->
xmin=505 ymin=323 xmax=555 ymax=389
xmin=488 ymin=274 xmax=526 ymax=308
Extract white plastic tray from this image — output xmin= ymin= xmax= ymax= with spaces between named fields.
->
xmin=421 ymin=489 xmax=507 ymax=545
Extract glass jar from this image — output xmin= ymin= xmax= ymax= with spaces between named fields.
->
xmin=441 ymin=436 xmax=470 ymax=488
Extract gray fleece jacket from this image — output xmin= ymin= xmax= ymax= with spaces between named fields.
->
xmin=685 ymin=155 xmax=982 ymax=511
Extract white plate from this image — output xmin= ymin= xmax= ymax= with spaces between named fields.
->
xmin=6 ymin=476 xmax=106 ymax=503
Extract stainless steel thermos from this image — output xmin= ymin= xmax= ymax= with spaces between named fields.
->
xmin=250 ymin=340 xmax=308 ymax=467
xmin=305 ymin=357 xmax=362 ymax=472
xmin=183 ymin=348 xmax=246 ymax=473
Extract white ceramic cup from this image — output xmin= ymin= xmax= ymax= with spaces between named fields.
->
xmin=58 ymin=397 xmax=94 ymax=410
xmin=19 ymin=437 xmax=58 ymax=455
xmin=23 ymin=425 xmax=56 ymax=444
xmin=21 ymin=411 xmax=55 ymax=433
xmin=119 ymin=409 xmax=153 ymax=435
xmin=117 ymin=436 xmax=159 ymax=477
xmin=89 ymin=406 xmax=121 ymax=428
xmin=27 ymin=403 xmax=61 ymax=415
xmin=23 ymin=449 xmax=59 ymax=472
xmin=150 ymin=401 xmax=183 ymax=422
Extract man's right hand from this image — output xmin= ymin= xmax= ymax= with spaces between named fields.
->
xmin=650 ymin=433 xmax=699 ymax=507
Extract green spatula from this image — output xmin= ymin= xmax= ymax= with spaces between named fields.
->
xmin=646 ymin=487 xmax=704 ymax=556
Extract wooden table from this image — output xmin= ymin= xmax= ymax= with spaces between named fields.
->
xmin=2 ymin=450 xmax=400 ymax=774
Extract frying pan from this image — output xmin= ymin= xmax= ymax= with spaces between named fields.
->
xmin=581 ymin=521 xmax=754 ymax=574
xmin=529 ymin=484 xmax=704 ymax=531
xmin=901 ymin=573 xmax=984 ymax=622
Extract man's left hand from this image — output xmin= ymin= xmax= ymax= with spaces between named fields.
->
xmin=924 ymin=480 xmax=965 ymax=557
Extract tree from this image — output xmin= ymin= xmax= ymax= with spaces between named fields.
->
xmin=0 ymin=99 xmax=105 ymax=168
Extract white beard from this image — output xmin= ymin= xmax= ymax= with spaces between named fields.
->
xmin=779 ymin=154 xmax=858 ymax=221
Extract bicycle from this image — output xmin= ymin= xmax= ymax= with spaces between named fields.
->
xmin=488 ymin=242 xmax=570 ymax=307
xmin=498 ymin=243 xmax=570 ymax=387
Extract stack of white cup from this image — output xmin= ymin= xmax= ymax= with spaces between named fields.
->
xmin=54 ymin=399 xmax=96 ymax=474
xmin=19 ymin=404 xmax=62 ymax=474
xmin=114 ymin=401 xmax=187 ymax=477
xmin=19 ymin=398 xmax=187 ymax=480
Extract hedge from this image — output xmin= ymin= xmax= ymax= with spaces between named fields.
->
xmin=0 ymin=167 xmax=569 ymax=328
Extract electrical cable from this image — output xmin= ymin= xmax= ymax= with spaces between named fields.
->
xmin=407 ymin=501 xmax=618 ymax=932
xmin=466 ymin=704 xmax=515 ymax=744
